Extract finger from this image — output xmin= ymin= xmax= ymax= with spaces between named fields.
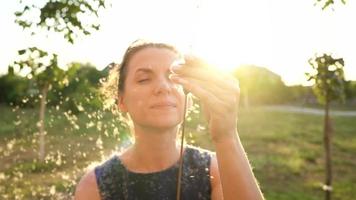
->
xmin=170 ymin=76 xmax=232 ymax=115
xmin=170 ymin=73 xmax=239 ymax=104
xmin=172 ymin=63 xmax=239 ymax=93
xmin=182 ymin=77 xmax=234 ymax=101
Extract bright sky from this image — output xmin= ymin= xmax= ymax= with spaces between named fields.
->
xmin=0 ymin=0 xmax=355 ymax=86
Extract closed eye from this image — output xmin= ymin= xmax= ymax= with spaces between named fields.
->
xmin=138 ymin=79 xmax=150 ymax=83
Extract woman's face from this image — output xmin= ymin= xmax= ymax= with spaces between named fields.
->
xmin=119 ymin=47 xmax=185 ymax=130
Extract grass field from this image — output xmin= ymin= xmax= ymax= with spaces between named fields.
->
xmin=0 ymin=105 xmax=355 ymax=200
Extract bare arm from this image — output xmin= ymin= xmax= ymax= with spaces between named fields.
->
xmin=214 ymin=133 xmax=263 ymax=200
xmin=74 ymin=170 xmax=101 ymax=200
xmin=171 ymin=55 xmax=264 ymax=200
xmin=210 ymin=134 xmax=263 ymax=200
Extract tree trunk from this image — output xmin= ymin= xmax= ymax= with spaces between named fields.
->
xmin=39 ymin=84 xmax=49 ymax=162
xmin=324 ymin=100 xmax=333 ymax=200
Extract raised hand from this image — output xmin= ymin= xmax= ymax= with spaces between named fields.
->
xmin=170 ymin=55 xmax=240 ymax=143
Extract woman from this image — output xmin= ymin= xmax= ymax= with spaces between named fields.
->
xmin=74 ymin=40 xmax=264 ymax=200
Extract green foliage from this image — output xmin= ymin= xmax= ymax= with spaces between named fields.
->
xmin=306 ymin=53 xmax=346 ymax=105
xmin=0 ymin=103 xmax=38 ymax=137
xmin=0 ymin=71 xmax=29 ymax=106
xmin=344 ymin=81 xmax=356 ymax=100
xmin=11 ymin=47 xmax=65 ymax=91
xmin=315 ymin=0 xmax=347 ymax=10
xmin=53 ymin=62 xmax=107 ymax=113
xmin=2 ymin=60 xmax=108 ymax=114
xmin=7 ymin=160 xmax=57 ymax=174
xmin=233 ymin=65 xmax=290 ymax=105
xmin=287 ymin=85 xmax=314 ymax=104
xmin=15 ymin=0 xmax=107 ymax=43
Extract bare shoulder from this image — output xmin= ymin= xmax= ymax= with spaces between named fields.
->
xmin=74 ymin=169 xmax=101 ymax=200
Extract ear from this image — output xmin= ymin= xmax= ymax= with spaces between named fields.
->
xmin=118 ymin=95 xmax=128 ymax=112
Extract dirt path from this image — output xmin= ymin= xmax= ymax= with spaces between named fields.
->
xmin=262 ymin=105 xmax=356 ymax=117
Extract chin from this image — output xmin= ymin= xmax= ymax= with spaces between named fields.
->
xmin=153 ymin=119 xmax=181 ymax=129
xmin=132 ymin=111 xmax=184 ymax=130
xmin=146 ymin=116 xmax=182 ymax=130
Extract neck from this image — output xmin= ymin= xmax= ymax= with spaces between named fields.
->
xmin=125 ymin=124 xmax=181 ymax=173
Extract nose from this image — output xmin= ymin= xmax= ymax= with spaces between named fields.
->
xmin=154 ymin=73 xmax=174 ymax=95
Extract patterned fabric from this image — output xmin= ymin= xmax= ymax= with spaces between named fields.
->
xmin=94 ymin=146 xmax=212 ymax=200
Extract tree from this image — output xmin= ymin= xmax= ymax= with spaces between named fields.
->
xmin=344 ymin=81 xmax=356 ymax=103
xmin=12 ymin=0 xmax=109 ymax=161
xmin=0 ymin=67 xmax=29 ymax=106
xmin=11 ymin=47 xmax=65 ymax=161
xmin=14 ymin=0 xmax=107 ymax=43
xmin=306 ymin=53 xmax=345 ymax=200
xmin=55 ymin=62 xmax=106 ymax=113
xmin=233 ymin=65 xmax=289 ymax=108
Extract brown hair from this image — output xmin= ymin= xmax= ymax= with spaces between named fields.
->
xmin=101 ymin=39 xmax=180 ymax=112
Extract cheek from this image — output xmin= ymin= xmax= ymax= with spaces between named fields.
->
xmin=137 ymin=100 xmax=144 ymax=107
xmin=124 ymin=88 xmax=144 ymax=108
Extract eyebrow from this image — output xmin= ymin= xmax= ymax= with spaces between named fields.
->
xmin=133 ymin=66 xmax=172 ymax=77
xmin=134 ymin=67 xmax=154 ymax=75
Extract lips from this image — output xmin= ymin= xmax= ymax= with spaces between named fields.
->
xmin=150 ymin=101 xmax=177 ymax=109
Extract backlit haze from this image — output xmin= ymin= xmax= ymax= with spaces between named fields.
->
xmin=0 ymin=0 xmax=355 ymax=86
